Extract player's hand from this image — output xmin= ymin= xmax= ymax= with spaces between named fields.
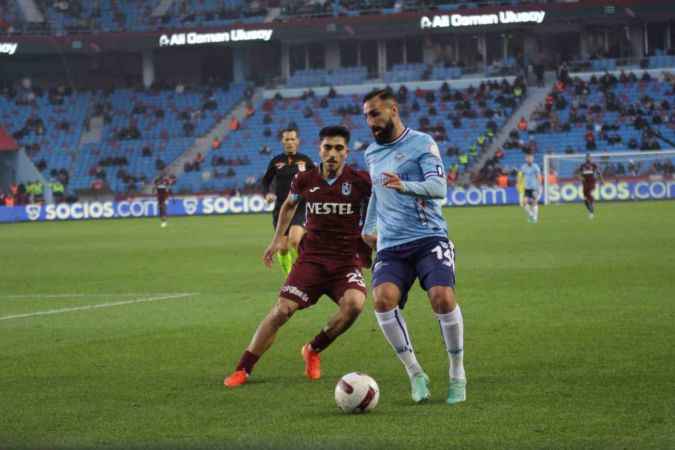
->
xmin=362 ymin=233 xmax=377 ymax=249
xmin=265 ymin=193 xmax=276 ymax=204
xmin=263 ymin=239 xmax=283 ymax=268
xmin=382 ymin=172 xmax=404 ymax=191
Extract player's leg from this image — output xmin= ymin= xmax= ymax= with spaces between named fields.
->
xmin=584 ymin=185 xmax=595 ymax=218
xmin=159 ymin=201 xmax=167 ymax=227
xmin=372 ymin=254 xmax=429 ymax=402
xmin=417 ymin=238 xmax=466 ymax=404
xmin=225 ymin=297 xmax=300 ymax=387
xmin=523 ymin=191 xmax=532 ymax=220
xmin=303 ymin=286 xmax=366 ymax=380
xmin=429 ymin=286 xmax=466 ymax=404
xmin=532 ymin=196 xmax=539 ymax=223
xmin=272 ymin=212 xmax=292 ymax=273
xmin=287 ymin=224 xmax=305 ymax=267
xmin=277 ymin=237 xmax=292 ymax=274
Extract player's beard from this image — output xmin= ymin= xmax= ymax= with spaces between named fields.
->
xmin=324 ymin=160 xmax=339 ymax=178
xmin=371 ymin=119 xmax=396 ymax=145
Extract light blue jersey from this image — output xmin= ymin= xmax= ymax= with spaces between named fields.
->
xmin=520 ymin=162 xmax=542 ymax=191
xmin=363 ymin=128 xmax=448 ymax=251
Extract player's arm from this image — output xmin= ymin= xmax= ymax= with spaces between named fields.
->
xmin=261 ymin=158 xmax=277 ymax=203
xmin=383 ymin=152 xmax=446 ymax=199
xmin=361 ymin=191 xmax=377 ymax=249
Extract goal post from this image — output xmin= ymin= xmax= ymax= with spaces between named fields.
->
xmin=543 ymin=150 xmax=675 ymax=205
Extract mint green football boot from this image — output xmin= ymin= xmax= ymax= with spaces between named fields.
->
xmin=410 ymin=372 xmax=431 ymax=403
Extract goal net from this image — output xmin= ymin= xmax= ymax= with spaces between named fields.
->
xmin=542 ymin=150 xmax=675 ymax=205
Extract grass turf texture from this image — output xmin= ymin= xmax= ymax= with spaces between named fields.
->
xmin=1 ymin=201 xmax=674 ymax=450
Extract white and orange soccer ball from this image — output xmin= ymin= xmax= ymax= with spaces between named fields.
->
xmin=334 ymin=372 xmax=380 ymax=413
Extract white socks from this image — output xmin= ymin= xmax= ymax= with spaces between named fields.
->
xmin=376 ymin=305 xmax=466 ymax=381
xmin=375 ymin=308 xmax=422 ymax=378
xmin=525 ymin=204 xmax=539 ymax=221
xmin=436 ymin=306 xmax=466 ymax=380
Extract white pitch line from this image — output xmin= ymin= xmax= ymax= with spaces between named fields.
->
xmin=1 ymin=293 xmax=191 ymax=299
xmin=0 ymin=293 xmax=199 ymax=322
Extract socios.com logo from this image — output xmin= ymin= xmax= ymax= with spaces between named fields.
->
xmin=201 ymin=195 xmax=274 ymax=214
xmin=547 ymin=181 xmax=675 ymax=203
xmin=183 ymin=197 xmax=199 ymax=215
xmin=25 ymin=204 xmax=42 ymax=221
xmin=36 ymin=201 xmax=158 ymax=221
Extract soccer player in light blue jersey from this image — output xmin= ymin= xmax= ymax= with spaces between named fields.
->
xmin=519 ymin=153 xmax=542 ymax=223
xmin=360 ymin=89 xmax=466 ymax=405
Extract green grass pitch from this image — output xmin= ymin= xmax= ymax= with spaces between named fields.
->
xmin=1 ymin=201 xmax=674 ymax=450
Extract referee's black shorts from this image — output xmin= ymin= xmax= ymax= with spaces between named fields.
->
xmin=272 ymin=204 xmax=306 ymax=235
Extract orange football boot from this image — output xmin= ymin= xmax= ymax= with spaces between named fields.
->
xmin=224 ymin=370 xmax=248 ymax=388
xmin=301 ymin=344 xmax=321 ymax=380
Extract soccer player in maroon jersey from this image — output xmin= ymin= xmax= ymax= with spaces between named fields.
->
xmin=224 ymin=125 xmax=372 ymax=388
xmin=578 ymin=153 xmax=604 ymax=219
xmin=154 ymin=174 xmax=171 ymax=227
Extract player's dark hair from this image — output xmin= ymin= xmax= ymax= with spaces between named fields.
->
xmin=279 ymin=127 xmax=299 ymax=139
xmin=362 ymin=88 xmax=396 ymax=104
xmin=319 ymin=125 xmax=351 ymax=144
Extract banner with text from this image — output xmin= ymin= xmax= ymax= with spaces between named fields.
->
xmin=1 ymin=181 xmax=673 ymax=223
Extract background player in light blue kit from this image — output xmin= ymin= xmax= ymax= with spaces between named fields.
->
xmin=519 ymin=152 xmax=542 ymax=223
xmin=361 ymin=89 xmax=466 ymax=405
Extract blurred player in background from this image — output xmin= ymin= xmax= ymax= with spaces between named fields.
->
xmin=519 ymin=153 xmax=542 ymax=223
xmin=261 ymin=128 xmax=315 ymax=273
xmin=361 ymin=89 xmax=466 ymax=405
xmin=225 ymin=126 xmax=372 ymax=388
xmin=578 ymin=153 xmax=604 ymax=219
xmin=516 ymin=169 xmax=526 ymax=207
xmin=154 ymin=173 xmax=171 ymax=228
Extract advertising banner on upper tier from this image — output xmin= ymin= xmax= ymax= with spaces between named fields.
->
xmin=1 ymin=181 xmax=673 ymax=223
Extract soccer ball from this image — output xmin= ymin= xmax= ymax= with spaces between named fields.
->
xmin=334 ymin=372 xmax=380 ymax=413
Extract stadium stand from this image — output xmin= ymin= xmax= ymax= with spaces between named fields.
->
xmin=479 ymin=71 xmax=675 ymax=184
xmin=37 ymin=0 xmax=157 ymax=34
xmin=0 ymin=0 xmax=23 ymax=33
xmin=70 ymin=83 xmax=246 ymax=193
xmin=0 ymin=81 xmax=247 ymax=197
xmin=1 ymin=0 xmax=591 ymax=34
xmin=0 ymin=83 xmax=91 ymax=194
xmin=158 ymin=0 xmax=268 ymax=31
xmin=287 ymin=67 xmax=369 ymax=88
xmin=174 ymin=78 xmax=525 ymax=193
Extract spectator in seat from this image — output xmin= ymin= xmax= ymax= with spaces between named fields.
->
xmin=212 ymin=136 xmax=222 ymax=150
xmin=517 ymin=116 xmax=528 ymax=131
xmin=303 ymin=105 xmax=314 ymax=118
xmin=585 ymin=130 xmax=597 ymax=150
xmin=229 ymin=116 xmax=240 ymax=131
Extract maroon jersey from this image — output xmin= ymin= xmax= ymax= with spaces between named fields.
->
xmin=290 ymin=165 xmax=371 ymax=268
xmin=580 ymin=162 xmax=599 ymax=185
xmin=155 ymin=177 xmax=170 ymax=202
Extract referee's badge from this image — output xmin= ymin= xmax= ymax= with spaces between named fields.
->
xmin=297 ymin=162 xmax=306 ymax=172
xmin=341 ymin=182 xmax=352 ymax=196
